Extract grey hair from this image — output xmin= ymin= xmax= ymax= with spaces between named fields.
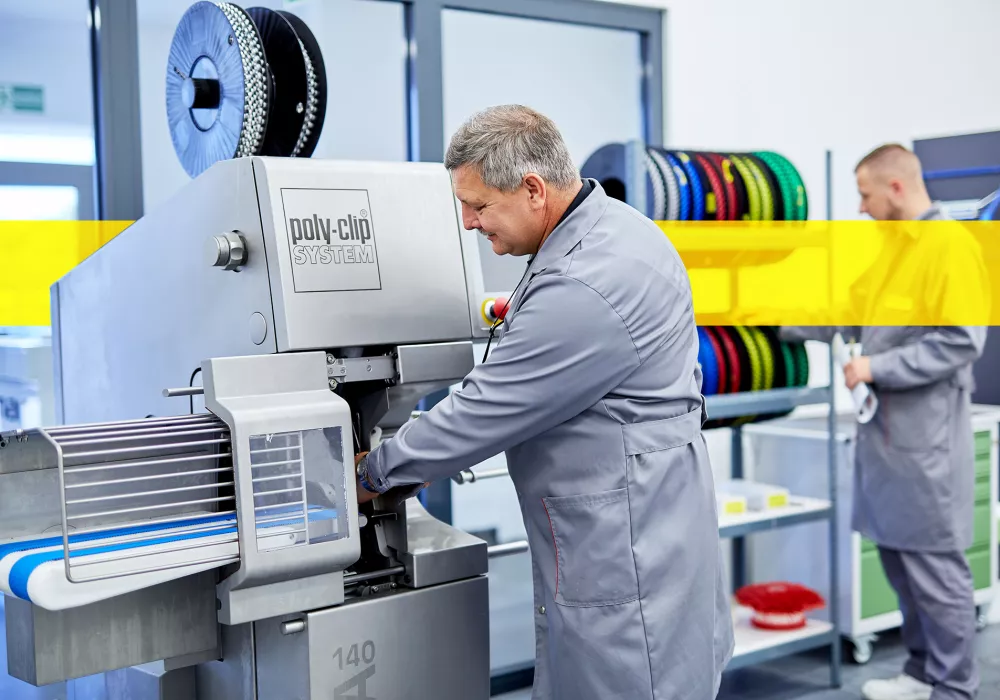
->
xmin=444 ymin=105 xmax=580 ymax=192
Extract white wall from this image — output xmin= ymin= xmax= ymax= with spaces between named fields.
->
xmin=648 ymin=0 xmax=1000 ymax=221
xmin=596 ymin=0 xmax=1000 ymax=481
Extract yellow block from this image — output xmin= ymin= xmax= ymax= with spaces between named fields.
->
xmin=0 ymin=221 xmax=132 ymax=327
xmin=2 ymin=219 xmax=998 ymax=328
xmin=659 ymin=220 xmax=997 ymax=326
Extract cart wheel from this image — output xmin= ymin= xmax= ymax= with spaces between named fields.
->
xmin=852 ymin=639 xmax=873 ymax=665
xmin=975 ymin=607 xmax=988 ymax=632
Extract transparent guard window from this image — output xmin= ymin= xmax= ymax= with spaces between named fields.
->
xmin=249 ymin=426 xmax=348 ymax=552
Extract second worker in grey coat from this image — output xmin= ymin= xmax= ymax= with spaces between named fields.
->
xmin=782 ymin=144 xmax=988 ymax=700
xmin=356 ymin=105 xmax=734 ymax=699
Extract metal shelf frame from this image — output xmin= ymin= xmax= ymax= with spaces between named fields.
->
xmin=709 ymin=372 xmax=841 ymax=686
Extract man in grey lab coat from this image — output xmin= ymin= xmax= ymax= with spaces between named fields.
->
xmin=782 ymin=144 xmax=987 ymax=700
xmin=355 ymin=105 xmax=735 ymax=699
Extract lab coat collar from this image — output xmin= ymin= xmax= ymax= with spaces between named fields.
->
xmin=915 ymin=201 xmax=945 ymax=222
xmin=896 ymin=201 xmax=945 ymax=239
xmin=528 ymin=178 xmax=609 ymax=274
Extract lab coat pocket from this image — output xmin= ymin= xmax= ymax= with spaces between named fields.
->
xmin=881 ymin=383 xmax=948 ymax=453
xmin=542 ymin=488 xmax=639 ymax=608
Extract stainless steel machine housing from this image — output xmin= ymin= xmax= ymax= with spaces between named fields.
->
xmin=0 ymin=156 xmax=494 ymax=699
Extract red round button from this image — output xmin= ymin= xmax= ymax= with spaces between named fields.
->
xmin=493 ymin=296 xmax=510 ymax=320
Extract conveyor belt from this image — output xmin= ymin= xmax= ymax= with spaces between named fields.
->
xmin=0 ymin=506 xmax=337 ymax=610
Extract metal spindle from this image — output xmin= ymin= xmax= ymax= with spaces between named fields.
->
xmin=65 ymin=466 xmax=233 ymax=490
xmin=58 ymin=426 xmax=229 ymax=447
xmin=67 ymin=495 xmax=236 ymax=522
xmin=66 ymin=481 xmax=236 ymax=506
xmin=64 ymin=451 xmax=230 ymax=474
xmin=63 ymin=438 xmax=230 ymax=460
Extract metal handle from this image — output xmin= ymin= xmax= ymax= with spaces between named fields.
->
xmin=488 ymin=540 xmax=529 ymax=559
xmin=281 ymin=620 xmax=306 ymax=636
xmin=163 ymin=387 xmax=205 ymax=397
xmin=453 ymin=467 xmax=509 ymax=485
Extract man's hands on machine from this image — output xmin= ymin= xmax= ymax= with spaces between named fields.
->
xmin=354 ymin=452 xmax=429 ymax=505
xmin=843 ymin=356 xmax=873 ymax=390
xmin=355 ymin=452 xmax=380 ymax=505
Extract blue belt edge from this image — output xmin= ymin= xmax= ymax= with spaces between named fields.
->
xmin=3 ymin=506 xmax=338 ymax=602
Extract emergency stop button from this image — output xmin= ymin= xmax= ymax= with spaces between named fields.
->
xmin=482 ymin=296 xmax=510 ymax=324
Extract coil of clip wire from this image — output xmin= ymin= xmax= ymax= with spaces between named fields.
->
xmin=167 ymin=1 xmax=327 ymax=177
xmin=580 ymin=142 xmax=808 ymax=222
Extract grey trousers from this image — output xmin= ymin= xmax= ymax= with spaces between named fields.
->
xmin=877 ymin=547 xmax=979 ymax=700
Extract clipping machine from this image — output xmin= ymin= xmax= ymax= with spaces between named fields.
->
xmin=0 ymin=157 xmax=511 ymax=698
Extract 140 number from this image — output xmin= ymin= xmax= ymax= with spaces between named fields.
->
xmin=333 ymin=640 xmax=376 ymax=670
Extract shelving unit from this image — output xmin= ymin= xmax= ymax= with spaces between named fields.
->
xmin=705 ymin=379 xmax=841 ymax=685
xmin=744 ymin=405 xmax=999 ymax=665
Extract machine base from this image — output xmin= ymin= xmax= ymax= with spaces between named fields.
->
xmin=255 ymin=575 xmax=490 ymax=700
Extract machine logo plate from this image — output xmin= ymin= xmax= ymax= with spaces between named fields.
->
xmin=281 ymin=188 xmax=382 ymax=292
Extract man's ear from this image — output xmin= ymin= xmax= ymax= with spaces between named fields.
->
xmin=523 ymin=173 xmax=547 ymax=209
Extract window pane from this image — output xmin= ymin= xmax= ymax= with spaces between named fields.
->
xmin=442 ymin=10 xmax=643 ymax=164
xmin=0 ymin=185 xmax=79 ymax=220
xmin=0 ymin=2 xmax=95 ymax=166
xmin=137 ymin=0 xmax=408 ymax=213
xmin=443 ymin=9 xmax=644 ymax=293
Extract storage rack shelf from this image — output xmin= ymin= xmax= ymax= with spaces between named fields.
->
xmin=706 ymin=380 xmax=840 ymax=683
xmin=718 ymin=495 xmax=832 ymax=539
xmin=727 ymin=616 xmax=836 ymax=671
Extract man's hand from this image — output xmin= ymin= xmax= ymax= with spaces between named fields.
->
xmin=354 ymin=452 xmax=430 ymax=505
xmin=844 ymin=356 xmax=872 ymax=390
xmin=357 ymin=479 xmax=380 ymax=505
xmin=354 ymin=452 xmax=379 ymax=505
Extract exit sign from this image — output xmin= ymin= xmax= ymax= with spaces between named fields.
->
xmin=0 ymin=85 xmax=44 ymax=114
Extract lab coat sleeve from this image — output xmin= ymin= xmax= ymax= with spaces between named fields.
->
xmin=363 ymin=273 xmax=643 ymax=491
xmin=868 ymin=326 xmax=986 ymax=390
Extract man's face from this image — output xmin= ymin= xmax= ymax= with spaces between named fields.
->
xmin=856 ymin=165 xmax=904 ymax=221
xmin=452 ymin=165 xmax=545 ymax=256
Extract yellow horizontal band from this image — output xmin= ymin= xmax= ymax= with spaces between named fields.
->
xmin=658 ymin=220 xmax=996 ymax=326
xmin=0 ymin=220 xmax=997 ymax=327
xmin=0 ymin=221 xmax=130 ymax=327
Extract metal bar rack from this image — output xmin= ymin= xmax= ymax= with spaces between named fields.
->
xmin=716 ymin=381 xmax=840 ymax=684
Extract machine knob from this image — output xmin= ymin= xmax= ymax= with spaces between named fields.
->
xmin=209 ymin=232 xmax=248 ymax=271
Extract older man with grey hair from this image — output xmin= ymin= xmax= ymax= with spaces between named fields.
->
xmin=355 ymin=104 xmax=734 ymax=699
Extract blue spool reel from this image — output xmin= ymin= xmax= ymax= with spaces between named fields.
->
xmin=673 ymin=152 xmax=706 ymax=221
xmin=662 ymin=151 xmax=692 ymax=221
xmin=697 ymin=326 xmax=720 ymax=395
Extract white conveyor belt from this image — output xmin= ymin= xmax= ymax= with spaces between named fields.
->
xmin=0 ymin=507 xmax=337 ymax=611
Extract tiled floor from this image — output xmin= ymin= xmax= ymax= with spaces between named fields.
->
xmin=494 ymin=623 xmax=1000 ymax=699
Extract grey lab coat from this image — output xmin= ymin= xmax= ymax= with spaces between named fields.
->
xmin=366 ymin=181 xmax=734 ymax=699
xmin=781 ymin=204 xmax=988 ymax=552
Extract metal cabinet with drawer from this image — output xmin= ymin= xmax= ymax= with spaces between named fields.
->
xmin=743 ymin=405 xmax=1000 ymax=664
